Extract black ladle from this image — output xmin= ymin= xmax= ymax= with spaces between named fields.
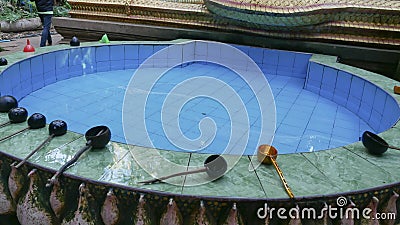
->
xmin=0 ymin=107 xmax=28 ymax=128
xmin=0 ymin=95 xmax=18 ymax=113
xmin=46 ymin=125 xmax=111 ymax=187
xmin=0 ymin=113 xmax=46 ymax=142
xmin=139 ymin=154 xmax=228 ymax=185
xmin=14 ymin=120 xmax=68 ymax=169
xmin=362 ymin=131 xmax=400 ymax=155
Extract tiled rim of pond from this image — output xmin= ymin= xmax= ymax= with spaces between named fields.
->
xmin=0 ymin=40 xmax=399 ymax=199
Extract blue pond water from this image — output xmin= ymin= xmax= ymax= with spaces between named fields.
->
xmin=20 ymin=62 xmax=374 ymax=155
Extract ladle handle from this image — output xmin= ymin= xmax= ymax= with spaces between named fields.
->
xmin=46 ymin=144 xmax=92 ymax=187
xmin=0 ymin=127 xmax=29 ymax=142
xmin=389 ymin=145 xmax=400 ymax=151
xmin=0 ymin=121 xmax=11 ymax=129
xmin=139 ymin=167 xmax=208 ymax=184
xmin=270 ymin=157 xmax=295 ymax=199
xmin=15 ymin=134 xmax=55 ymax=169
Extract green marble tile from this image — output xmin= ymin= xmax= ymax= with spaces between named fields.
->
xmin=30 ymin=134 xmax=114 ymax=180
xmin=343 ymin=131 xmax=400 ymax=184
xmin=99 ymin=145 xmax=190 ymax=194
xmin=0 ymin=123 xmax=48 ymax=155
xmin=256 ymin=153 xmax=341 ymax=198
xmin=28 ymin=131 xmax=82 ymax=164
xmin=302 ymin=148 xmax=393 ymax=194
xmin=0 ymin=125 xmax=82 ymax=164
xmin=182 ymin=154 xmax=266 ymax=198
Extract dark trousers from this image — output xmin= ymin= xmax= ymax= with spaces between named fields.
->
xmin=39 ymin=14 xmax=53 ymax=47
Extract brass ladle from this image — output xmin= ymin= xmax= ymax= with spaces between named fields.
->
xmin=257 ymin=144 xmax=294 ymax=199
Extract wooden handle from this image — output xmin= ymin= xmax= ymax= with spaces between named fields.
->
xmin=389 ymin=145 xmax=400 ymax=151
xmin=0 ymin=127 xmax=29 ymax=143
xmin=139 ymin=167 xmax=207 ymax=184
xmin=0 ymin=121 xmax=11 ymax=129
xmin=270 ymin=157 xmax=295 ymax=199
xmin=46 ymin=144 xmax=92 ymax=187
xmin=15 ymin=134 xmax=55 ymax=169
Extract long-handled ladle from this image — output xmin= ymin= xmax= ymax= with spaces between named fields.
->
xmin=0 ymin=107 xmax=28 ymax=128
xmin=139 ymin=154 xmax=228 ymax=184
xmin=0 ymin=113 xmax=46 ymax=142
xmin=257 ymin=144 xmax=295 ymax=199
xmin=362 ymin=131 xmax=400 ymax=155
xmin=0 ymin=95 xmax=18 ymax=113
xmin=46 ymin=125 xmax=111 ymax=187
xmin=13 ymin=120 xmax=68 ymax=169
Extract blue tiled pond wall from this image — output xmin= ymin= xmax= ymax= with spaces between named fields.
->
xmin=0 ymin=41 xmax=399 ymax=135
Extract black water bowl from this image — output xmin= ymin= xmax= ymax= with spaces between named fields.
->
xmin=8 ymin=107 xmax=28 ymax=123
xmin=0 ymin=57 xmax=7 ymax=66
xmin=70 ymin=36 xmax=80 ymax=46
xmin=0 ymin=95 xmax=18 ymax=113
xmin=361 ymin=131 xmax=388 ymax=155
xmin=204 ymin=154 xmax=227 ymax=180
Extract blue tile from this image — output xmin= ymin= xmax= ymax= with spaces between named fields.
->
xmin=297 ymin=136 xmax=330 ymax=152
xmin=124 ymin=45 xmax=139 ymax=60
xmin=349 ymin=76 xmax=364 ymax=99
xmin=56 ymin=68 xmax=69 ymax=81
xmin=361 ymin=82 xmax=376 ymax=107
xmin=307 ymin=62 xmax=323 ymax=83
xmin=233 ymin=44 xmax=249 ymax=55
xmin=20 ymin=78 xmax=32 ymax=92
xmin=96 ymin=61 xmax=110 ymax=72
xmin=153 ymin=44 xmax=168 ymax=53
xmin=278 ymin=51 xmax=295 ymax=67
xmin=31 ymin=55 xmax=44 ymax=77
xmin=139 ymin=45 xmax=154 ymax=61
xmin=110 ymin=60 xmax=125 ymax=71
xmin=321 ymin=66 xmax=337 ymax=87
xmin=336 ymin=71 xmax=352 ymax=91
xmin=31 ymin=74 xmax=44 ymax=91
xmin=55 ymin=50 xmax=69 ymax=70
xmin=277 ymin=124 xmax=304 ymax=137
xmin=19 ymin=59 xmax=31 ymax=81
xmin=124 ymin=59 xmax=139 ymax=69
xmin=82 ymin=63 xmax=96 ymax=75
xmin=346 ymin=96 xmax=361 ymax=114
xmin=372 ymin=88 xmax=387 ymax=114
xmin=293 ymin=53 xmax=311 ymax=75
xmin=331 ymin=126 xmax=358 ymax=140
xmin=42 ymin=53 xmax=56 ymax=73
xmin=368 ymin=109 xmax=382 ymax=131
xmin=69 ymin=48 xmax=82 ymax=66
xmin=96 ymin=46 xmax=110 ymax=62
xmin=262 ymin=49 xmax=279 ymax=66
xmin=110 ymin=45 xmax=125 ymax=61
xmin=382 ymin=97 xmax=400 ymax=124
xmin=11 ymin=84 xmax=23 ymax=100
xmin=304 ymin=83 xmax=320 ymax=94
xmin=43 ymin=70 xmax=57 ymax=86
xmin=81 ymin=47 xmax=96 ymax=69
xmin=319 ymin=87 xmax=334 ymax=100
xmin=334 ymin=118 xmax=358 ymax=130
xmin=358 ymin=102 xmax=372 ymax=122
xmin=4 ymin=64 xmax=21 ymax=89
xmin=332 ymin=92 xmax=348 ymax=107
xmin=68 ymin=65 xmax=83 ymax=77
xmin=248 ymin=47 xmax=264 ymax=64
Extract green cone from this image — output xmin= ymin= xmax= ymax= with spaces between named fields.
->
xmin=99 ymin=34 xmax=110 ymax=43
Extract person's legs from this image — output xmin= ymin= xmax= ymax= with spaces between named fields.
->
xmin=40 ymin=14 xmax=53 ymax=47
